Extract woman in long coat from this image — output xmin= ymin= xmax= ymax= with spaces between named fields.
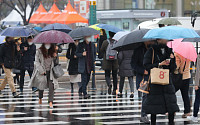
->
xmin=143 ymin=39 xmax=179 ymax=125
xmin=118 ymin=50 xmax=134 ymax=98
xmin=66 ymin=40 xmax=81 ymax=94
xmin=29 ymin=43 xmax=58 ymax=108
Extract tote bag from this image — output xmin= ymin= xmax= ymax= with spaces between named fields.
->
xmin=150 ymin=49 xmax=169 ymax=85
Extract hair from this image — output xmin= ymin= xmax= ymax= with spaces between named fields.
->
xmin=109 ymin=31 xmax=116 ymax=38
xmin=159 ymin=24 xmax=165 ymax=28
xmin=39 ymin=43 xmax=56 ymax=58
xmin=101 ymin=29 xmax=106 ymax=36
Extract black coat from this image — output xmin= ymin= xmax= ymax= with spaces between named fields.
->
xmin=76 ymin=41 xmax=96 ymax=74
xmin=0 ymin=42 xmax=20 ymax=69
xmin=143 ymin=44 xmax=179 ymax=114
xmin=66 ymin=43 xmax=79 ymax=75
xmin=20 ymin=42 xmax=36 ymax=71
xmin=118 ymin=50 xmax=134 ymax=77
xmin=97 ymin=35 xmax=107 ymax=59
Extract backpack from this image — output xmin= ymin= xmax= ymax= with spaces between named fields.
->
xmin=106 ymin=39 xmax=117 ymax=60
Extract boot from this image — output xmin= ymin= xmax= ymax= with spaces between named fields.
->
xmin=39 ymin=99 xmax=42 ymax=105
xmin=71 ymin=83 xmax=74 ymax=93
xmin=12 ymin=92 xmax=19 ymax=98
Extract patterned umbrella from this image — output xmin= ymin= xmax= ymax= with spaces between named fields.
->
xmin=32 ymin=30 xmax=74 ymax=44
xmin=41 ymin=23 xmax=72 ymax=33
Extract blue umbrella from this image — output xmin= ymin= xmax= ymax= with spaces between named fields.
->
xmin=97 ymin=24 xmax=122 ymax=33
xmin=1 ymin=26 xmax=37 ymax=37
xmin=34 ymin=27 xmax=42 ymax=31
xmin=41 ymin=23 xmax=72 ymax=33
xmin=143 ymin=26 xmax=200 ymax=40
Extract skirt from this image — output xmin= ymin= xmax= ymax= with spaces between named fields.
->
xmin=70 ymin=74 xmax=81 ymax=83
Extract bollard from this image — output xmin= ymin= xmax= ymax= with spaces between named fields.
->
xmin=90 ymin=67 xmax=97 ymax=90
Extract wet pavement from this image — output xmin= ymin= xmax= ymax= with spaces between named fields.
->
xmin=0 ymin=74 xmax=199 ymax=125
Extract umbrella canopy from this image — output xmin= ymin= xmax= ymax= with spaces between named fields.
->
xmin=1 ymin=26 xmax=38 ymax=37
xmin=167 ymin=39 xmax=197 ymax=62
xmin=143 ymin=26 xmax=200 ymax=40
xmin=89 ymin=24 xmax=101 ymax=30
xmin=182 ymin=30 xmax=200 ymax=42
xmin=32 ymin=30 xmax=74 ymax=44
xmin=0 ymin=36 xmax=6 ymax=44
xmin=41 ymin=23 xmax=72 ymax=33
xmin=158 ymin=18 xmax=182 ymax=25
xmin=113 ymin=31 xmax=130 ymax=41
xmin=112 ymin=29 xmax=150 ymax=51
xmin=97 ymin=24 xmax=122 ymax=33
xmin=29 ymin=3 xmax=47 ymax=24
xmin=34 ymin=27 xmax=42 ymax=32
xmin=53 ymin=2 xmax=88 ymax=24
xmin=69 ymin=27 xmax=100 ymax=39
xmin=38 ymin=3 xmax=61 ymax=24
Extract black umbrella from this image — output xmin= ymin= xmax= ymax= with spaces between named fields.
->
xmin=112 ymin=29 xmax=151 ymax=51
xmin=182 ymin=30 xmax=200 ymax=42
xmin=69 ymin=27 xmax=100 ymax=39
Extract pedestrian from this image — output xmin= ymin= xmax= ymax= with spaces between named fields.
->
xmin=29 ymin=43 xmax=59 ymax=108
xmin=117 ymin=50 xmax=134 ymax=98
xmin=76 ymin=36 xmax=96 ymax=99
xmin=131 ymin=41 xmax=154 ymax=123
xmin=66 ymin=39 xmax=81 ymax=94
xmin=143 ymin=39 xmax=179 ymax=125
xmin=174 ymin=52 xmax=191 ymax=118
xmin=20 ymin=36 xmax=36 ymax=93
xmin=0 ymin=37 xmax=20 ymax=98
xmin=100 ymin=31 xmax=118 ymax=95
xmin=187 ymin=54 xmax=200 ymax=122
xmin=97 ymin=29 xmax=107 ymax=59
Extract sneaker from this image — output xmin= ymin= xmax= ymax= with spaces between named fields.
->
xmin=140 ymin=116 xmax=150 ymax=124
xmin=84 ymin=94 xmax=90 ymax=99
xmin=108 ymin=85 xmax=112 ymax=95
xmin=187 ymin=116 xmax=198 ymax=123
xmin=182 ymin=113 xmax=191 ymax=118
xmin=130 ymin=94 xmax=134 ymax=98
xmin=12 ymin=92 xmax=19 ymax=98
xmin=0 ymin=91 xmax=4 ymax=98
xmin=79 ymin=92 xmax=83 ymax=96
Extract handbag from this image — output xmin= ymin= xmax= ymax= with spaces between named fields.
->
xmin=53 ymin=64 xmax=65 ymax=78
xmin=172 ymin=61 xmax=186 ymax=91
xmin=150 ymin=49 xmax=170 ymax=85
xmin=138 ymin=76 xmax=150 ymax=94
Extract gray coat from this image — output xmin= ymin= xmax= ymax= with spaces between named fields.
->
xmin=118 ymin=50 xmax=134 ymax=77
xmin=195 ymin=54 xmax=200 ymax=87
xmin=28 ymin=49 xmax=59 ymax=90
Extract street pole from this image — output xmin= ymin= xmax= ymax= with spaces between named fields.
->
xmin=89 ymin=0 xmax=97 ymax=90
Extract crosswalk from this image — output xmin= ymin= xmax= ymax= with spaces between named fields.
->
xmin=0 ymin=83 xmax=199 ymax=125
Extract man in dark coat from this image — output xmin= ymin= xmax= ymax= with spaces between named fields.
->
xmin=100 ymin=31 xmax=118 ymax=95
xmin=0 ymin=37 xmax=20 ymax=97
xmin=76 ymin=36 xmax=96 ymax=99
xmin=131 ymin=41 xmax=154 ymax=123
xmin=20 ymin=36 xmax=36 ymax=93
xmin=143 ymin=39 xmax=179 ymax=125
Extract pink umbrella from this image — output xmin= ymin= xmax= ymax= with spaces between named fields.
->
xmin=167 ymin=38 xmax=197 ymax=62
xmin=32 ymin=30 xmax=74 ymax=44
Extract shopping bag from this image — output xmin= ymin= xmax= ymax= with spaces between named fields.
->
xmin=151 ymin=68 xmax=169 ymax=85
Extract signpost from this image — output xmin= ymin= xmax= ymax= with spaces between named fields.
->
xmin=89 ymin=0 xmax=97 ymax=25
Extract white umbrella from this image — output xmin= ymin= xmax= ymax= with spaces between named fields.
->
xmin=113 ymin=31 xmax=130 ymax=41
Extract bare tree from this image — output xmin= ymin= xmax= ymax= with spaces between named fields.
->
xmin=0 ymin=0 xmax=42 ymax=25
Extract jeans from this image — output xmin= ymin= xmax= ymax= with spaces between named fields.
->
xmin=0 ymin=66 xmax=16 ymax=92
xmin=178 ymin=79 xmax=191 ymax=114
xmin=20 ymin=70 xmax=33 ymax=89
xmin=193 ymin=87 xmax=200 ymax=117
xmin=80 ymin=71 xmax=91 ymax=96
xmin=105 ymin=70 xmax=118 ymax=91
xmin=119 ymin=76 xmax=134 ymax=93
xmin=39 ymin=71 xmax=54 ymax=102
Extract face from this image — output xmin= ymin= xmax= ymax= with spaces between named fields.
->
xmin=28 ymin=38 xmax=32 ymax=43
xmin=44 ymin=43 xmax=51 ymax=49
xmin=75 ymin=40 xmax=79 ymax=45
xmin=157 ymin=39 xmax=168 ymax=45
xmin=85 ymin=36 xmax=91 ymax=42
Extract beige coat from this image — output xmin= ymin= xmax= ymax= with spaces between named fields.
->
xmin=175 ymin=53 xmax=191 ymax=80
xmin=195 ymin=54 xmax=200 ymax=86
xmin=28 ymin=49 xmax=59 ymax=90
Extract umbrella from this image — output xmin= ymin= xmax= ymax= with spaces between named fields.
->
xmin=1 ymin=26 xmax=37 ymax=37
xmin=41 ymin=23 xmax=72 ymax=33
xmin=69 ymin=27 xmax=100 ymax=39
xmin=97 ymin=24 xmax=122 ymax=33
xmin=112 ymin=29 xmax=150 ymax=51
xmin=143 ymin=26 xmax=200 ymax=40
xmin=34 ymin=27 xmax=42 ymax=32
xmin=32 ymin=30 xmax=74 ymax=44
xmin=167 ymin=39 xmax=197 ymax=62
xmin=182 ymin=30 xmax=200 ymax=42
xmin=158 ymin=18 xmax=182 ymax=25
xmin=113 ymin=31 xmax=130 ymax=41
xmin=0 ymin=36 xmax=5 ymax=44
xmin=89 ymin=24 xmax=101 ymax=31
